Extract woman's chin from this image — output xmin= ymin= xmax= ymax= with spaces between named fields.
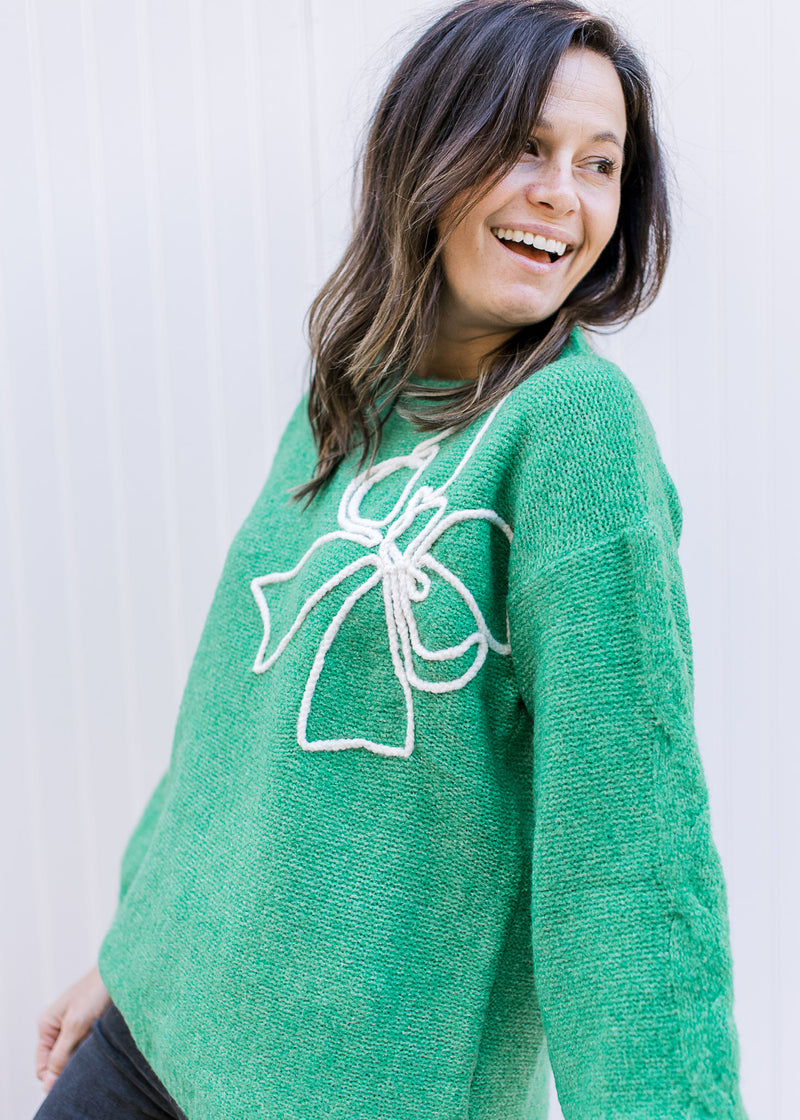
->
xmin=490 ymin=302 xmax=559 ymax=331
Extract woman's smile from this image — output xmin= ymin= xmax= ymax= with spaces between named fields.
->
xmin=489 ymin=226 xmax=575 ymax=269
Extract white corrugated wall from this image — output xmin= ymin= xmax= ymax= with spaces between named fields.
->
xmin=0 ymin=1 xmax=794 ymax=1116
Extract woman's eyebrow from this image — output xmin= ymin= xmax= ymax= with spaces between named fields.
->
xmin=534 ymin=117 xmax=625 ymax=151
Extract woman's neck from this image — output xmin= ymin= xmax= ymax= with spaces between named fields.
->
xmin=416 ymin=325 xmax=517 ymax=381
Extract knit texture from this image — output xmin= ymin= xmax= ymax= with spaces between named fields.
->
xmin=97 ymin=325 xmax=748 ymax=1120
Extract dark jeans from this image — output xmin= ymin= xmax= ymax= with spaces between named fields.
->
xmin=33 ymin=1001 xmax=188 ymax=1120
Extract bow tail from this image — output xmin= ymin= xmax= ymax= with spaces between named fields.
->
xmin=297 ymin=568 xmax=416 ymax=759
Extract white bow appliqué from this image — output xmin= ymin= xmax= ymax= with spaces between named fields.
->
xmin=250 ymin=399 xmax=512 ymax=757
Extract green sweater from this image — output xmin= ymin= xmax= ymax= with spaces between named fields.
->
xmin=97 ymin=326 xmax=748 ymax=1120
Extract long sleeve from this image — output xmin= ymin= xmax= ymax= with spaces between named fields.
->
xmin=117 ymin=768 xmax=170 ymax=905
xmin=506 ymin=358 xmax=748 ymax=1118
xmin=111 ymin=397 xmax=312 ymax=911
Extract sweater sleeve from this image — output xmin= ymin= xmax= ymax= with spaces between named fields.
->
xmin=505 ymin=362 xmax=748 ymax=1119
xmin=117 ymin=768 xmax=170 ymax=905
xmin=113 ymin=393 xmax=312 ymax=909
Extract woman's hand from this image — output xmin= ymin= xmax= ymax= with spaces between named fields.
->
xmin=35 ymin=964 xmax=111 ymax=1093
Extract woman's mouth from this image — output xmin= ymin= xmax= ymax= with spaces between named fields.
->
xmin=490 ymin=227 xmax=574 ymax=265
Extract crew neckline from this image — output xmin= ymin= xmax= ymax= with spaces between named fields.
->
xmin=405 ymin=375 xmax=474 ymax=386
xmin=401 ymin=325 xmax=588 ymax=388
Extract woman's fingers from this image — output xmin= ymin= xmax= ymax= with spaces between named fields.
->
xmin=34 ymin=1010 xmax=62 ymax=1084
xmin=40 ymin=1008 xmax=93 ymax=1090
xmin=35 ymin=965 xmax=110 ymax=1092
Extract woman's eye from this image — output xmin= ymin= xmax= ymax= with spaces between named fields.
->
xmin=523 ymin=139 xmax=539 ymax=156
xmin=589 ymin=158 xmax=618 ymax=176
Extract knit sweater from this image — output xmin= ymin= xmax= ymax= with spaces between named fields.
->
xmin=97 ymin=325 xmax=748 ymax=1120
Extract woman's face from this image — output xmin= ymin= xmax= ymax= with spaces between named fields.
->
xmin=436 ymin=48 xmax=627 ymax=342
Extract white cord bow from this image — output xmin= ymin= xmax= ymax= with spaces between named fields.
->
xmin=250 ymin=400 xmax=512 ymax=757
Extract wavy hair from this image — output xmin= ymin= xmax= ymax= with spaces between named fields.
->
xmin=291 ymin=0 xmax=671 ymax=506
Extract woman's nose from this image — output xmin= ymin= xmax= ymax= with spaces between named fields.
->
xmin=524 ymin=162 xmax=578 ymax=215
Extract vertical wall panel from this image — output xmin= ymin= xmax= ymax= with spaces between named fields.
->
xmin=0 ymin=0 xmax=793 ymax=1116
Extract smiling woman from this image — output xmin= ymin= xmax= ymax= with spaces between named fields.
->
xmin=430 ymin=48 xmax=627 ymax=373
xmin=296 ymin=0 xmax=671 ymax=501
xmin=33 ymin=3 xmax=749 ymax=1120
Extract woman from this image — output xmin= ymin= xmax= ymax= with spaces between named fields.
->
xmin=34 ymin=1 xmax=749 ymax=1118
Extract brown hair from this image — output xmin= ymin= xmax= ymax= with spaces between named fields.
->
xmin=291 ymin=0 xmax=671 ymax=506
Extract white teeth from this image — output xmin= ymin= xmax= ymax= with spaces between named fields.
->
xmin=492 ymin=227 xmax=568 ymax=256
